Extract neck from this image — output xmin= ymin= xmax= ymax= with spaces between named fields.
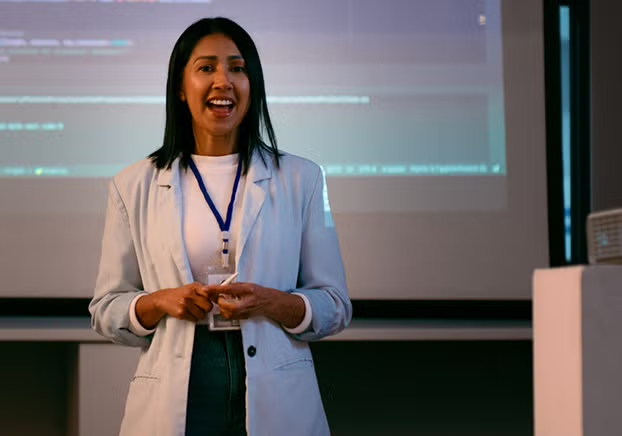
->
xmin=193 ymin=128 xmax=238 ymax=157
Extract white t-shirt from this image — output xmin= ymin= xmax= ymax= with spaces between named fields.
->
xmin=181 ymin=153 xmax=244 ymax=283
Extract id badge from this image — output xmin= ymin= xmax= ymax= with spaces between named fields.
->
xmin=205 ymin=273 xmax=241 ymax=331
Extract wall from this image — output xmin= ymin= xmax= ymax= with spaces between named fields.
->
xmin=0 ymin=340 xmax=532 ymax=436
xmin=313 ymin=341 xmax=533 ymax=436
xmin=591 ymin=0 xmax=622 ymax=210
xmin=12 ymin=2 xmax=622 ymax=435
xmin=0 ymin=342 xmax=74 ymax=436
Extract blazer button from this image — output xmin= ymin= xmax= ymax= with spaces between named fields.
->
xmin=247 ymin=346 xmax=257 ymax=357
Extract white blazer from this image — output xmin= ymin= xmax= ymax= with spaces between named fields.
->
xmin=89 ymin=152 xmax=352 ymax=436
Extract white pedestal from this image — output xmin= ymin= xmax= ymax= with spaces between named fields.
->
xmin=533 ymin=265 xmax=622 ymax=436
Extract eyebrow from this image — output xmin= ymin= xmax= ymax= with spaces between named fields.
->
xmin=193 ymin=55 xmax=244 ymax=63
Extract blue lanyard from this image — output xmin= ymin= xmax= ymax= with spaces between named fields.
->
xmin=188 ymin=157 xmax=242 ymax=268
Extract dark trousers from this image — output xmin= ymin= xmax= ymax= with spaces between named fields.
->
xmin=185 ymin=326 xmax=247 ymax=436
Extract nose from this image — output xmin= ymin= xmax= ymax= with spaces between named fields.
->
xmin=213 ymin=67 xmax=233 ymax=90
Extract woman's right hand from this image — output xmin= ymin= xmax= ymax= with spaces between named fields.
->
xmin=135 ymin=283 xmax=213 ymax=329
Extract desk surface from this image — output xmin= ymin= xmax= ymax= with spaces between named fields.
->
xmin=0 ymin=317 xmax=531 ymax=342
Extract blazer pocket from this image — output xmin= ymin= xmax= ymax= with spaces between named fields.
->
xmin=120 ymin=375 xmax=161 ymax=436
xmin=273 ymin=357 xmax=314 ymax=371
xmin=132 ymin=375 xmax=159 ymax=382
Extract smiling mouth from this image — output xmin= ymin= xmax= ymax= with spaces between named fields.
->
xmin=206 ymin=98 xmax=235 ymax=112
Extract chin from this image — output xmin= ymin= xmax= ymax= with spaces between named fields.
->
xmin=209 ymin=126 xmax=237 ymax=136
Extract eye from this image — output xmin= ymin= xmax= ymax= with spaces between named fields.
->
xmin=231 ymin=65 xmax=246 ymax=73
xmin=198 ymin=65 xmax=214 ymax=73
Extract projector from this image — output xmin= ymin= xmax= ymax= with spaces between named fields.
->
xmin=587 ymin=208 xmax=622 ymax=265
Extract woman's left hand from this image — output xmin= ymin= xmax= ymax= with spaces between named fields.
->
xmin=198 ymin=283 xmax=306 ymax=328
xmin=205 ymin=282 xmax=274 ymax=319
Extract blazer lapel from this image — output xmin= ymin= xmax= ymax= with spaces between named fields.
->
xmin=156 ymin=159 xmax=193 ymax=283
xmin=235 ymin=154 xmax=273 ymax=268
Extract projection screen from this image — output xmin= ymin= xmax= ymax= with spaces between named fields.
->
xmin=0 ymin=0 xmax=549 ymax=299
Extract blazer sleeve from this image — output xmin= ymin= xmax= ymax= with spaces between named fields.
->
xmin=287 ymin=166 xmax=353 ymax=341
xmin=89 ymin=178 xmax=152 ymax=348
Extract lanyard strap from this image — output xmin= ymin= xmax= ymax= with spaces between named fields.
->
xmin=188 ymin=157 xmax=242 ymax=267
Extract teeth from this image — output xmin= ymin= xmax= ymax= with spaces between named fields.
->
xmin=209 ymin=99 xmax=233 ymax=106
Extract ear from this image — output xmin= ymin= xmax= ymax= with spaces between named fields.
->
xmin=179 ymin=90 xmax=186 ymax=102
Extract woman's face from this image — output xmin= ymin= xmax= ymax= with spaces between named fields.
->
xmin=180 ymin=33 xmax=251 ymax=142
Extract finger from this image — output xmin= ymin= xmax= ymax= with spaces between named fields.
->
xmin=176 ymin=293 xmax=205 ymax=321
xmin=218 ymin=298 xmax=253 ymax=320
xmin=188 ymin=282 xmax=205 ymax=295
xmin=198 ymin=289 xmax=241 ymax=305
xmin=172 ymin=308 xmax=199 ymax=323
xmin=186 ymin=303 xmax=207 ymax=322
xmin=219 ymin=306 xmax=249 ymax=321
xmin=168 ymin=303 xmax=193 ymax=321
xmin=192 ymin=295 xmax=213 ymax=313
xmin=195 ymin=288 xmax=219 ymax=303
xmin=195 ymin=286 xmax=223 ymax=300
xmin=219 ymin=284 xmax=249 ymax=295
xmin=194 ymin=286 xmax=209 ymax=298
xmin=218 ymin=308 xmax=232 ymax=319
xmin=217 ymin=296 xmax=245 ymax=311
xmin=203 ymin=284 xmax=248 ymax=297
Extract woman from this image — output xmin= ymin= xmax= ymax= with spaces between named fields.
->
xmin=89 ymin=17 xmax=351 ymax=436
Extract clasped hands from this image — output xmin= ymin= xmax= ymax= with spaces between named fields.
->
xmin=155 ymin=281 xmax=276 ymax=324
xmin=136 ymin=280 xmax=305 ymax=330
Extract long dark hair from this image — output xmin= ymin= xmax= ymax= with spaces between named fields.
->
xmin=150 ymin=17 xmax=280 ymax=174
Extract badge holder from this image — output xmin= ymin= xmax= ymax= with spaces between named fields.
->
xmin=206 ymin=272 xmax=241 ymax=331
xmin=209 ymin=306 xmax=241 ymax=331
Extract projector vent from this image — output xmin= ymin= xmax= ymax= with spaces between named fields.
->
xmin=587 ymin=208 xmax=622 ymax=265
